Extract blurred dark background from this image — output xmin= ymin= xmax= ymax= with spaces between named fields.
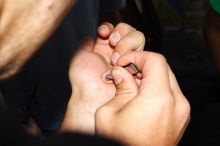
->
xmin=121 ymin=0 xmax=220 ymax=145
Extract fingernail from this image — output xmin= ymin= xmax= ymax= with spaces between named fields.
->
xmin=111 ymin=52 xmax=120 ymax=65
xmin=109 ymin=33 xmax=121 ymax=46
xmin=98 ymin=25 xmax=109 ymax=33
xmin=112 ymin=70 xmax=122 ymax=85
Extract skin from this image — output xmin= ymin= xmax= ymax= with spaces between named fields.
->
xmin=61 ymin=23 xmax=190 ymax=146
xmin=0 ymin=0 xmax=77 ymax=79
xmin=61 ymin=23 xmax=145 ymax=134
xmin=95 ymin=52 xmax=191 ymax=146
xmin=0 ymin=1 xmax=190 ymax=145
xmin=204 ymin=6 xmax=220 ymax=73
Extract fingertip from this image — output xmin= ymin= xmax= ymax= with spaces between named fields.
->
xmin=98 ymin=25 xmax=110 ymax=37
xmin=111 ymin=69 xmax=123 ymax=85
xmin=111 ymin=52 xmax=120 ymax=65
xmin=109 ymin=32 xmax=121 ymax=47
xmin=97 ymin=22 xmax=114 ymax=38
xmin=111 ymin=66 xmax=138 ymax=87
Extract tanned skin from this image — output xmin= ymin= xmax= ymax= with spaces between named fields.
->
xmin=0 ymin=0 xmax=77 ymax=79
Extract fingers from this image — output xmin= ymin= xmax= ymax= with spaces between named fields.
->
xmin=116 ymin=30 xmax=145 ymax=52
xmin=116 ymin=51 xmax=171 ymax=95
xmin=109 ymin=23 xmax=136 ymax=46
xmin=108 ymin=23 xmax=145 ymax=65
xmin=97 ymin=22 xmax=114 ymax=38
xmin=116 ymin=51 xmax=190 ymax=117
xmin=96 ymin=22 xmax=145 ymax=66
xmin=103 ymin=66 xmax=139 ymax=112
xmin=111 ymin=31 xmax=145 ymax=65
xmin=96 ymin=22 xmax=135 ymax=46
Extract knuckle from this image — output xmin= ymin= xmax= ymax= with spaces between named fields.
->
xmin=177 ymin=97 xmax=191 ymax=119
xmin=117 ymin=22 xmax=125 ymax=27
xmin=156 ymin=53 xmax=167 ymax=62
xmin=102 ymin=22 xmax=111 ymax=26
xmin=136 ymin=31 xmax=146 ymax=50
xmin=116 ymin=31 xmax=146 ymax=52
xmin=116 ymin=22 xmax=135 ymax=31
xmin=116 ymin=86 xmax=137 ymax=98
xmin=136 ymin=31 xmax=145 ymax=41
xmin=150 ymin=53 xmax=167 ymax=64
xmin=182 ymin=98 xmax=191 ymax=116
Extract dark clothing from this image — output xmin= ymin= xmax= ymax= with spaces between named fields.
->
xmin=0 ymin=0 xmax=125 ymax=131
xmin=0 ymin=107 xmax=122 ymax=146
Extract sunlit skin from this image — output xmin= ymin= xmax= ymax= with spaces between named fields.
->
xmin=0 ymin=0 xmax=77 ymax=79
xmin=61 ymin=23 xmax=145 ymax=134
xmin=0 ymin=1 xmax=190 ymax=145
xmin=95 ymin=51 xmax=191 ymax=146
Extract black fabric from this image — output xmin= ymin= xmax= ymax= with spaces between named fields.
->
xmin=44 ymin=133 xmax=122 ymax=146
xmin=120 ymin=0 xmax=162 ymax=52
xmin=0 ymin=106 xmax=122 ymax=146
xmin=0 ymin=107 xmax=40 ymax=146
xmin=0 ymin=0 xmax=125 ymax=131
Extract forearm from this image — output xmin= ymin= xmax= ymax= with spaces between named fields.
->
xmin=0 ymin=0 xmax=76 ymax=79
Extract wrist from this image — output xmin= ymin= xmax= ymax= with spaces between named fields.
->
xmin=59 ymin=94 xmax=95 ymax=135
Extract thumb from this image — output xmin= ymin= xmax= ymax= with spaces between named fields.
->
xmin=107 ymin=66 xmax=139 ymax=111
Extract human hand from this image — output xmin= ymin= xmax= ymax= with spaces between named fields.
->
xmin=95 ymin=51 xmax=191 ymax=146
xmin=0 ymin=0 xmax=77 ymax=79
xmin=61 ymin=23 xmax=145 ymax=134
